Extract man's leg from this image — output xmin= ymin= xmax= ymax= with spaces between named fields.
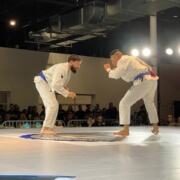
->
xmin=34 ymin=76 xmax=59 ymax=134
xmin=114 ymin=81 xmax=156 ymax=136
xmin=143 ymin=81 xmax=159 ymax=134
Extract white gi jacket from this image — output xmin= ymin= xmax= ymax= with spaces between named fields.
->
xmin=109 ymin=55 xmax=158 ymax=86
xmin=42 ymin=62 xmax=71 ymax=97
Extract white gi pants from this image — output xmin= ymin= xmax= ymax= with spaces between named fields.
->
xmin=119 ymin=80 xmax=159 ymax=125
xmin=34 ymin=76 xmax=59 ymax=128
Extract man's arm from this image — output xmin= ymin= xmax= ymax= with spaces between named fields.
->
xmin=104 ymin=63 xmax=123 ymax=79
xmin=52 ymin=67 xmax=76 ymax=98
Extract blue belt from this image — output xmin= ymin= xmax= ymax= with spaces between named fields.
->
xmin=134 ymin=72 xmax=151 ymax=81
xmin=130 ymin=72 xmax=151 ymax=91
xmin=39 ymin=72 xmax=48 ymax=83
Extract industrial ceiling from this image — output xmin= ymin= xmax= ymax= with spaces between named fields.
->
xmin=0 ymin=0 xmax=180 ymax=57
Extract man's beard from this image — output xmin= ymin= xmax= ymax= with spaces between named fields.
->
xmin=71 ymin=66 xmax=77 ymax=73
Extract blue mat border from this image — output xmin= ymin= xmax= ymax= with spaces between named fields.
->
xmin=20 ymin=133 xmax=118 ymax=142
xmin=0 ymin=175 xmax=75 ymax=178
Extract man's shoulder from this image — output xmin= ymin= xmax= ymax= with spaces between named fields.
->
xmin=54 ymin=62 xmax=68 ymax=67
xmin=121 ymin=55 xmax=135 ymax=60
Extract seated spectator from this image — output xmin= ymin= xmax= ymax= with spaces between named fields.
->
xmin=167 ymin=115 xmax=180 ymax=126
xmin=94 ymin=114 xmax=106 ymax=127
xmin=76 ymin=105 xmax=85 ymax=119
xmin=4 ymin=113 xmax=11 ymax=121
xmin=19 ymin=113 xmax=27 ymax=120
xmin=82 ymin=114 xmax=95 ymax=127
xmin=87 ymin=116 xmax=95 ymax=127
xmin=22 ymin=109 xmax=27 ymax=114
xmin=4 ymin=113 xmax=15 ymax=128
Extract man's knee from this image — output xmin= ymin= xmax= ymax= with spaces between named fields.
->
xmin=48 ymin=101 xmax=59 ymax=110
xmin=120 ymin=99 xmax=130 ymax=108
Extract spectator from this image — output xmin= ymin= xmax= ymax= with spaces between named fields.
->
xmin=19 ymin=113 xmax=27 ymax=120
xmin=92 ymin=104 xmax=102 ymax=117
xmin=6 ymin=104 xmax=17 ymax=120
xmin=40 ymin=105 xmax=45 ymax=120
xmin=0 ymin=105 xmax=5 ymax=119
xmin=27 ymin=106 xmax=33 ymax=120
xmin=102 ymin=108 xmax=107 ymax=119
xmin=4 ymin=113 xmax=11 ymax=121
xmin=94 ymin=114 xmax=106 ymax=126
xmin=57 ymin=104 xmax=66 ymax=121
xmin=4 ymin=113 xmax=15 ymax=128
xmin=22 ymin=109 xmax=27 ymax=114
xmin=137 ymin=105 xmax=148 ymax=125
xmin=105 ymin=102 xmax=118 ymax=119
xmin=7 ymin=104 xmax=14 ymax=115
xmin=32 ymin=106 xmax=39 ymax=120
xmin=0 ymin=115 xmax=4 ymax=125
xmin=83 ymin=114 xmax=95 ymax=127
xmin=13 ymin=104 xmax=21 ymax=119
xmin=66 ymin=105 xmax=75 ymax=124
xmin=76 ymin=105 xmax=85 ymax=119
xmin=84 ymin=104 xmax=92 ymax=118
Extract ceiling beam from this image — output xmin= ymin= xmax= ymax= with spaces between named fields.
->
xmin=37 ymin=0 xmax=77 ymax=7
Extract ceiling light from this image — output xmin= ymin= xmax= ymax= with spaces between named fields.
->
xmin=9 ymin=20 xmax=16 ymax=26
xmin=142 ymin=48 xmax=151 ymax=57
xmin=131 ymin=49 xmax=139 ymax=57
xmin=166 ymin=48 xmax=173 ymax=55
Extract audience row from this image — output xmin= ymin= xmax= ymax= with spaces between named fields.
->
xmin=0 ymin=103 xmax=150 ymax=126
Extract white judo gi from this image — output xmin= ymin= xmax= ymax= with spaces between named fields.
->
xmin=108 ymin=55 xmax=159 ymax=125
xmin=34 ymin=62 xmax=71 ymax=128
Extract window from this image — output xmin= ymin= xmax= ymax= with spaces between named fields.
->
xmin=0 ymin=91 xmax=10 ymax=110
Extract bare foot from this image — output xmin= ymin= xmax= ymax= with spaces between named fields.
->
xmin=113 ymin=130 xmax=129 ymax=136
xmin=40 ymin=129 xmax=56 ymax=135
xmin=151 ymin=129 xmax=159 ymax=135
xmin=52 ymin=125 xmax=63 ymax=130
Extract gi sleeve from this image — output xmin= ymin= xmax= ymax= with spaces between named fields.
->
xmin=51 ymin=67 xmax=69 ymax=98
xmin=108 ymin=58 xmax=129 ymax=79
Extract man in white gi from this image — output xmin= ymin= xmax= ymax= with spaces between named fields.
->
xmin=34 ymin=54 xmax=82 ymax=134
xmin=104 ymin=49 xmax=159 ymax=136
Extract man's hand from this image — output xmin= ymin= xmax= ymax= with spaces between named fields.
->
xmin=68 ymin=92 xmax=76 ymax=99
xmin=64 ymin=87 xmax=69 ymax=91
xmin=87 ymin=118 xmax=95 ymax=127
xmin=104 ymin=64 xmax=111 ymax=71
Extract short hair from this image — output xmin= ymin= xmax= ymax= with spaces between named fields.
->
xmin=109 ymin=49 xmax=123 ymax=57
xmin=68 ymin=54 xmax=82 ymax=62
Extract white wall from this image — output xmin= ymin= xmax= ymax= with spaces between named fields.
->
xmin=0 ymin=47 xmax=49 ymax=110
xmin=0 ymin=47 xmax=144 ymax=114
